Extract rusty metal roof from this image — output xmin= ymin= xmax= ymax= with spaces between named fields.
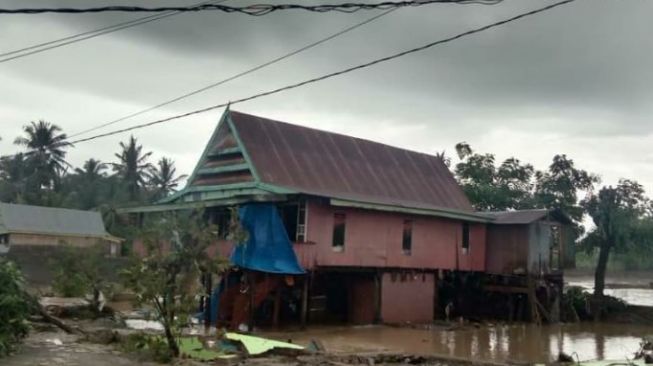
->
xmin=229 ymin=110 xmax=474 ymax=213
xmin=482 ymin=209 xmax=572 ymax=224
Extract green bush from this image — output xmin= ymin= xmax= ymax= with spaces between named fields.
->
xmin=119 ymin=333 xmax=173 ymax=363
xmin=51 ymin=244 xmax=104 ymax=298
xmin=0 ymin=259 xmax=30 ymax=356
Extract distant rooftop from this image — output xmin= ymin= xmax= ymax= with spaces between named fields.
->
xmin=0 ymin=202 xmax=112 ymax=238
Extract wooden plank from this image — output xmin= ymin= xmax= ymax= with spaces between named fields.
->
xmin=484 ymin=285 xmax=529 ymax=294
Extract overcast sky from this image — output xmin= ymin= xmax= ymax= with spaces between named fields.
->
xmin=1 ymin=0 xmax=652 ymax=196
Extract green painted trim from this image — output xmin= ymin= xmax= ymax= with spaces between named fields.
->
xmin=207 ymin=146 xmax=241 ymax=157
xmin=256 ymin=182 xmax=297 ymax=195
xmin=193 ymin=188 xmax=277 ymax=201
xmin=154 ymin=182 xmax=266 ymax=205
xmin=330 ymin=199 xmax=492 ymax=223
xmin=185 ymin=109 xmax=230 ymax=189
xmin=227 ymin=113 xmax=261 ymax=183
xmin=157 ymin=189 xmax=186 ymax=204
xmin=184 ymin=182 xmax=258 ymax=193
xmin=117 ymin=194 xmax=288 ymax=213
xmin=197 ymin=163 xmax=250 ymax=175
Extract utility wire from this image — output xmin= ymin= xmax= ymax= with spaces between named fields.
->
xmin=65 ymin=0 xmax=576 ymax=146
xmin=0 ymin=0 xmax=503 ymax=16
xmin=68 ymin=8 xmax=397 ymax=138
xmin=0 ymin=0 xmax=224 ymax=64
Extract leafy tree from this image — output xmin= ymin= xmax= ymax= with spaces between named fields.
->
xmin=14 ymin=120 xmax=71 ymax=190
xmin=580 ymin=179 xmax=652 ymax=319
xmin=0 ymin=259 xmax=30 ymax=356
xmin=112 ymin=136 xmax=153 ymax=202
xmin=122 ymin=211 xmax=228 ymax=357
xmin=454 ymin=144 xmax=598 ymax=230
xmin=454 ymin=142 xmax=535 ymax=210
xmin=148 ymin=157 xmax=187 ymax=201
xmin=0 ymin=153 xmax=28 ymax=203
xmin=535 ymin=154 xmax=599 ymax=226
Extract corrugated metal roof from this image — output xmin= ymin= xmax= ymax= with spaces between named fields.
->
xmin=229 ymin=110 xmax=474 ymax=213
xmin=482 ymin=209 xmax=550 ymax=224
xmin=0 ymin=203 xmax=110 ymax=238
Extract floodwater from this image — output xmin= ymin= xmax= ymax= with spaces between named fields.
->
xmin=566 ymin=271 xmax=653 ymax=307
xmin=268 ymin=323 xmax=653 ymax=363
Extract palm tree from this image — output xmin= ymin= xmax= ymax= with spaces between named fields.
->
xmin=14 ymin=120 xmax=71 ymax=171
xmin=148 ymin=157 xmax=187 ymax=200
xmin=75 ymin=158 xmax=107 ymax=181
xmin=112 ymin=136 xmax=152 ymax=202
xmin=14 ymin=120 xmax=71 ymax=188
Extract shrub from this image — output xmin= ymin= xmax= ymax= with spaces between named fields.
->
xmin=51 ymin=244 xmax=106 ymax=299
xmin=119 ymin=333 xmax=173 ymax=363
xmin=0 ymin=259 xmax=30 ymax=356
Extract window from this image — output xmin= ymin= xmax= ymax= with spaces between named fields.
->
xmin=0 ymin=234 xmax=8 ymax=244
xmin=332 ymin=213 xmax=346 ymax=250
xmin=462 ymin=222 xmax=470 ymax=254
xmin=550 ymin=225 xmax=561 ymax=270
xmin=402 ymin=220 xmax=412 ymax=255
xmin=296 ymin=201 xmax=307 ymax=242
xmin=210 ymin=209 xmax=231 ymax=239
xmin=278 ymin=200 xmax=307 ymax=242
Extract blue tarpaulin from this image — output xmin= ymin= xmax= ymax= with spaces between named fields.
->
xmin=230 ymin=204 xmax=305 ymax=274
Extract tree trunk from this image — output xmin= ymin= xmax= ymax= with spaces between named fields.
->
xmin=593 ymin=243 xmax=611 ymax=321
xmin=163 ymin=321 xmax=180 ymax=357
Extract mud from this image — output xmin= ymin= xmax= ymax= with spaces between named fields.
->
xmin=264 ymin=323 xmax=653 ymax=364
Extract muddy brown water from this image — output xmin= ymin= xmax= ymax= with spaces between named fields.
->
xmin=266 ymin=323 xmax=653 ymax=364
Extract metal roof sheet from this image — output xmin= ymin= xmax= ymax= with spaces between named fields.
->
xmin=482 ymin=209 xmax=551 ymax=224
xmin=229 ymin=110 xmax=474 ymax=213
xmin=0 ymin=203 xmax=110 ymax=238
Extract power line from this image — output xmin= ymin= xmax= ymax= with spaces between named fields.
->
xmin=68 ymin=8 xmax=398 ymax=138
xmin=66 ymin=0 xmax=576 ymax=146
xmin=0 ymin=0 xmax=224 ymax=64
xmin=1 ymin=1 xmax=504 ymax=16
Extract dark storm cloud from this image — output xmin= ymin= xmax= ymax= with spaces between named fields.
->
xmin=1 ymin=0 xmax=652 ymax=192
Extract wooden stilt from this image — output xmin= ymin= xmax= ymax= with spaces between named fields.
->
xmin=527 ymin=278 xmax=541 ymax=325
xmin=374 ymin=271 xmax=382 ymax=323
xmin=247 ymin=273 xmax=255 ymax=332
xmin=300 ymin=274 xmax=309 ymax=329
xmin=272 ymin=287 xmax=281 ymax=328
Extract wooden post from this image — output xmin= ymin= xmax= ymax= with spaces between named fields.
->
xmin=300 ymin=273 xmax=309 ymax=329
xmin=247 ymin=273 xmax=254 ymax=332
xmin=527 ymin=278 xmax=541 ymax=325
xmin=374 ymin=271 xmax=382 ymax=323
xmin=272 ymin=288 xmax=281 ymax=328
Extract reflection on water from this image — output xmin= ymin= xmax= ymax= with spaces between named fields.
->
xmin=270 ymin=323 xmax=653 ymax=363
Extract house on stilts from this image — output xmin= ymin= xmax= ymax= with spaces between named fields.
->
xmin=123 ymin=109 xmax=575 ymax=328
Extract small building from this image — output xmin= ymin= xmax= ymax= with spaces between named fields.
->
xmin=484 ymin=208 xmax=575 ymax=276
xmin=0 ymin=202 xmax=121 ymax=284
xmin=480 ymin=209 xmax=574 ymax=323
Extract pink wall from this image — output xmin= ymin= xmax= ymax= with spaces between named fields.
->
xmin=381 ymin=272 xmax=435 ymax=324
xmin=302 ymin=200 xmax=486 ymax=272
